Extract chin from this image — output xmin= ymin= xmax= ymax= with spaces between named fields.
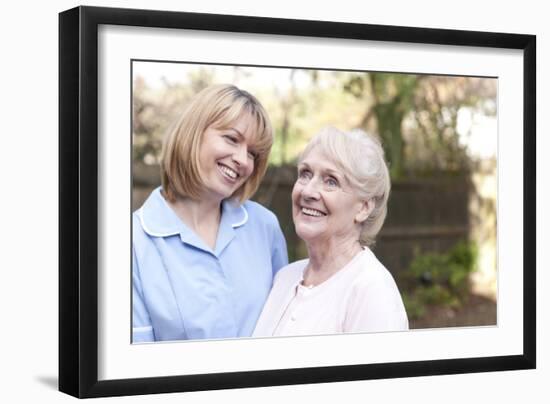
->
xmin=205 ymin=185 xmax=237 ymax=202
xmin=295 ymin=222 xmax=322 ymax=243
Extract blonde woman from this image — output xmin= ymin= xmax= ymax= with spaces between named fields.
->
xmin=253 ymin=127 xmax=408 ymax=337
xmin=133 ymin=84 xmax=288 ymax=342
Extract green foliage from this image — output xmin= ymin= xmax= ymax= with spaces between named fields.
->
xmin=401 ymin=293 xmax=426 ymax=320
xmin=343 ymin=73 xmax=420 ymax=178
xmin=403 ymin=241 xmax=477 ymax=319
xmin=342 ymin=73 xmax=496 ymax=179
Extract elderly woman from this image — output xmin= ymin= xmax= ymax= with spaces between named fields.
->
xmin=253 ymin=127 xmax=408 ymax=337
xmin=133 ymin=84 xmax=288 ymax=343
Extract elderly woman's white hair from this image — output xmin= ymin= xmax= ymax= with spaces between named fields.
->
xmin=298 ymin=126 xmax=391 ymax=246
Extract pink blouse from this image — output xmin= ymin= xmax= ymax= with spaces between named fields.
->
xmin=253 ymin=248 xmax=409 ymax=337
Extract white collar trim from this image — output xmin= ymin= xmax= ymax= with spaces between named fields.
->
xmin=231 ymin=205 xmax=248 ymax=228
xmin=138 ymin=200 xmax=249 ymax=237
xmin=137 ymin=207 xmax=179 ymax=237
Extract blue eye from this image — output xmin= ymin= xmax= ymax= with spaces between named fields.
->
xmin=325 ymin=177 xmax=339 ymax=188
xmin=298 ymin=169 xmax=312 ymax=180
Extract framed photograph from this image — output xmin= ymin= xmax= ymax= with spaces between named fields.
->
xmin=59 ymin=5 xmax=536 ymax=398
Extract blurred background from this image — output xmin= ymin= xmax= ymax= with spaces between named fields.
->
xmin=132 ymin=61 xmax=497 ymax=330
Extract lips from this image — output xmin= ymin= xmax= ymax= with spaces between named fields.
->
xmin=217 ymin=163 xmax=239 ymax=181
xmin=301 ymin=206 xmax=327 ymax=217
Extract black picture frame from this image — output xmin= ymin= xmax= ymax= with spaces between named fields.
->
xmin=59 ymin=5 xmax=536 ymax=399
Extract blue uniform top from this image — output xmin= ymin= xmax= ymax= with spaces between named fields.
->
xmin=132 ymin=187 xmax=288 ymax=343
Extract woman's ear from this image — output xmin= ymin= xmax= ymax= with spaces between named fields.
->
xmin=355 ymin=199 xmax=374 ymax=224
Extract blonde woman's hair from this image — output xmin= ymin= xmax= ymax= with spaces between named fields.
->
xmin=160 ymin=84 xmax=273 ymax=203
xmin=299 ymin=126 xmax=391 ymax=246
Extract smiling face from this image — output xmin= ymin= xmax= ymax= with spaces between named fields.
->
xmin=292 ymin=146 xmax=370 ymax=247
xmin=198 ymin=114 xmax=258 ymax=203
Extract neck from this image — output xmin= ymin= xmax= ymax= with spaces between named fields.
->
xmin=166 ymin=194 xmax=222 ymax=232
xmin=303 ymin=235 xmax=363 ymax=286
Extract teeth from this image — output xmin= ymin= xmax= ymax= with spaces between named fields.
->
xmin=219 ymin=164 xmax=238 ymax=179
xmin=302 ymin=207 xmax=324 ymax=217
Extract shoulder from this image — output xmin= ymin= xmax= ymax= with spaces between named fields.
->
xmin=242 ymin=200 xmax=279 ymax=224
xmin=132 ymin=187 xmax=182 ymax=239
xmin=273 ymin=259 xmax=308 ymax=285
xmin=240 ymin=200 xmax=283 ymax=234
xmin=132 ymin=209 xmax=146 ymax=239
xmin=351 ymin=249 xmax=401 ymax=292
xmin=132 ymin=208 xmax=155 ymax=255
xmin=344 ymin=249 xmax=409 ymax=330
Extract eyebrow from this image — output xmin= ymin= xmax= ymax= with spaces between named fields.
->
xmin=226 ymin=127 xmax=244 ymax=139
xmin=228 ymin=127 xmax=262 ymax=151
xmin=298 ymin=162 xmax=344 ymax=179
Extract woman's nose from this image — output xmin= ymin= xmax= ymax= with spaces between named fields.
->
xmin=232 ymin=145 xmax=250 ymax=168
xmin=301 ymin=178 xmax=321 ymax=199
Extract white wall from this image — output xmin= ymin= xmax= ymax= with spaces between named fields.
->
xmin=1 ymin=0 xmax=546 ymax=402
